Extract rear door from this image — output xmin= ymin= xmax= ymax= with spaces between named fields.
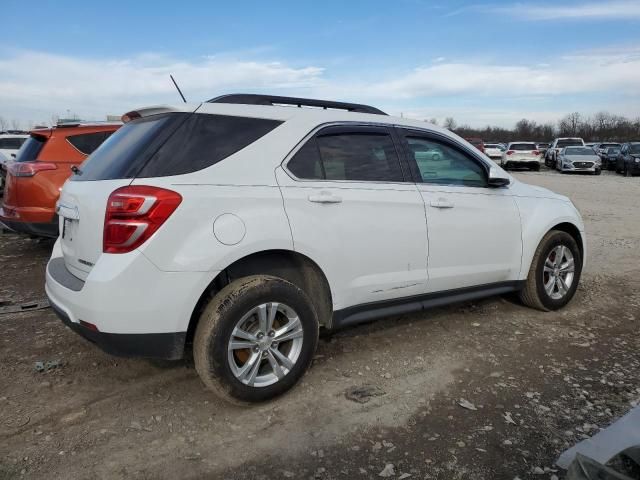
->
xmin=277 ymin=124 xmax=429 ymax=311
xmin=397 ymin=128 xmax=522 ymax=292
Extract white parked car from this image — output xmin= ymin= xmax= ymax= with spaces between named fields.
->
xmin=556 ymin=146 xmax=602 ymax=175
xmin=545 ymin=137 xmax=585 ymax=168
xmin=501 ymin=142 xmax=542 ymax=171
xmin=0 ymin=134 xmax=28 ymax=166
xmin=46 ymin=94 xmax=586 ymax=403
xmin=484 ymin=143 xmax=505 ymax=159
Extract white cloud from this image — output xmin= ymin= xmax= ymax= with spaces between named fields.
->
xmin=0 ymin=51 xmax=324 ymax=125
xmin=495 ymin=1 xmax=640 ymax=20
xmin=1 ymin=46 xmax=639 ymax=128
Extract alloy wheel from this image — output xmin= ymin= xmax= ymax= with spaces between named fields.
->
xmin=542 ymin=245 xmax=575 ymax=300
xmin=227 ymin=302 xmax=304 ymax=387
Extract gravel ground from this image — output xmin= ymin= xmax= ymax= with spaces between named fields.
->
xmin=0 ymin=169 xmax=639 ymax=480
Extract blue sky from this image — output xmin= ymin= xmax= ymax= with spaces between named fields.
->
xmin=1 ymin=0 xmax=639 ymax=128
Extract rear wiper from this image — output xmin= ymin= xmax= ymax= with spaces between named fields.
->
xmin=71 ymin=165 xmax=82 ymax=176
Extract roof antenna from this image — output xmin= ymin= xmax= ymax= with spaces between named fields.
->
xmin=170 ymin=74 xmax=187 ymax=103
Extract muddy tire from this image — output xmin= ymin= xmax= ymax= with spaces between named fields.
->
xmin=519 ymin=230 xmax=582 ymax=311
xmin=194 ymin=275 xmax=319 ymax=404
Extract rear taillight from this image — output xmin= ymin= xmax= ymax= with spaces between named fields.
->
xmin=103 ymin=186 xmax=182 ymax=254
xmin=9 ymin=162 xmax=57 ymax=177
xmin=532 ymin=150 xmax=540 ymax=155
xmin=506 ymin=150 xmax=515 ymax=156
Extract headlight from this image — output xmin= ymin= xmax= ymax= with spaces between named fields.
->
xmin=635 ymin=158 xmax=640 ymax=163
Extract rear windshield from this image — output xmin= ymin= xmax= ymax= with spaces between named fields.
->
xmin=73 ymin=113 xmax=282 ymax=181
xmin=565 ymin=147 xmax=594 ymax=155
xmin=0 ymin=137 xmax=26 ymax=149
xmin=510 ymin=143 xmax=537 ymax=151
xmin=537 ymin=143 xmax=549 ymax=147
xmin=557 ymin=139 xmax=583 ymax=147
xmin=599 ymin=143 xmax=620 ymax=149
xmin=15 ymin=135 xmax=46 ymax=163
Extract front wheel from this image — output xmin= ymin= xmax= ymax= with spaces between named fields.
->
xmin=519 ymin=230 xmax=582 ymax=311
xmin=194 ymin=275 xmax=319 ymax=403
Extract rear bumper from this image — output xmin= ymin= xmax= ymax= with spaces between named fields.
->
xmin=49 ymin=299 xmax=187 ymax=359
xmin=45 ymin=240 xmax=213 ymax=360
xmin=503 ymin=160 xmax=541 ymax=169
xmin=0 ymin=216 xmax=58 ymax=237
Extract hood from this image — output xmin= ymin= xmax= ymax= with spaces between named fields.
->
xmin=509 ymin=179 xmax=571 ymax=203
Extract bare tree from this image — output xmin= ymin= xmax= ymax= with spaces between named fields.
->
xmin=10 ymin=118 xmax=21 ymax=131
xmin=558 ymin=112 xmax=582 ymax=136
xmin=0 ymin=116 xmax=7 ymax=131
xmin=443 ymin=117 xmax=457 ymax=130
xmin=428 ymin=117 xmax=439 ymax=126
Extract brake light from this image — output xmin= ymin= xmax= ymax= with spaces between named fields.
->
xmin=532 ymin=150 xmax=540 ymax=155
xmin=103 ymin=186 xmax=182 ymax=254
xmin=506 ymin=150 xmax=515 ymax=155
xmin=9 ymin=162 xmax=57 ymax=177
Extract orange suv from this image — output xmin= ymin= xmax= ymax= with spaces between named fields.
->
xmin=0 ymin=122 xmax=120 ymax=237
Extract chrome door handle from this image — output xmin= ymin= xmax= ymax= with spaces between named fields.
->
xmin=308 ymin=192 xmax=342 ymax=204
xmin=430 ymin=198 xmax=454 ymax=209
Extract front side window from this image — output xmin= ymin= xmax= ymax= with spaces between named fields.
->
xmin=405 ymin=136 xmax=487 ymax=187
xmin=287 ymin=129 xmax=404 ymax=182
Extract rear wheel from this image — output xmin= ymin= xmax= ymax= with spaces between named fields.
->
xmin=194 ymin=275 xmax=319 ymax=403
xmin=519 ymin=230 xmax=582 ymax=311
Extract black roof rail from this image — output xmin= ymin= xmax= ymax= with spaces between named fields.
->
xmin=206 ymin=93 xmax=387 ymax=115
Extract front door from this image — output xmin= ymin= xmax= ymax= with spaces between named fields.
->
xmin=398 ymin=128 xmax=522 ymax=292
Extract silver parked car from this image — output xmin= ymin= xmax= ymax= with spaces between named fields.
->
xmin=556 ymin=146 xmax=602 ymax=175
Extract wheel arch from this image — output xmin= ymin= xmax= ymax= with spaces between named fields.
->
xmin=186 ymin=249 xmax=334 ymax=345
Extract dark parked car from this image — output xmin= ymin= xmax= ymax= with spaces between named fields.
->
xmin=615 ymin=142 xmax=640 ymax=177
xmin=536 ymin=142 xmax=550 ymax=155
xmin=601 ymin=147 xmax=621 ymax=170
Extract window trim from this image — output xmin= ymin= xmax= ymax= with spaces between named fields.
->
xmin=395 ymin=127 xmax=492 ymax=188
xmin=282 ymin=122 xmax=413 ymax=185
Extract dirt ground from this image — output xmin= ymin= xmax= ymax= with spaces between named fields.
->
xmin=1 ymin=170 xmax=639 ymax=480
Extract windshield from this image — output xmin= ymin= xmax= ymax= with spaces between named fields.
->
xmin=510 ymin=143 xmax=537 ymax=151
xmin=607 ymin=148 xmax=620 ymax=154
xmin=15 ymin=135 xmax=46 ymax=162
xmin=557 ymin=139 xmax=583 ymax=147
xmin=565 ymin=147 xmax=594 ymax=155
xmin=630 ymin=145 xmax=640 ymax=154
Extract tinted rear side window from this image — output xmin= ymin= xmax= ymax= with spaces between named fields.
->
xmin=288 ymin=132 xmax=403 ymax=182
xmin=67 ymin=131 xmax=115 ymax=155
xmin=287 ymin=140 xmax=324 ymax=180
xmin=16 ymin=135 xmax=46 ymax=163
xmin=137 ymin=114 xmax=283 ymax=178
xmin=317 ymin=133 xmax=403 ymax=182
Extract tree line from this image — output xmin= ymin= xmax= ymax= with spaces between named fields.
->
xmin=432 ymin=112 xmax=640 ymax=143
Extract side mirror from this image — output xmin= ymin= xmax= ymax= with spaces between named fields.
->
xmin=488 ymin=167 xmax=511 ymax=188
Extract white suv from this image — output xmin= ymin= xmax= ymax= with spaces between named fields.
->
xmin=46 ymin=94 xmax=586 ymax=403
